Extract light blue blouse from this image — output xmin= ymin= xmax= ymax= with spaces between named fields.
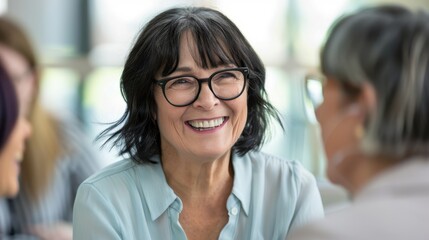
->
xmin=73 ymin=151 xmax=324 ymax=239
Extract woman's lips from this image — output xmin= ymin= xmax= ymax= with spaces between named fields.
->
xmin=186 ymin=117 xmax=228 ymax=131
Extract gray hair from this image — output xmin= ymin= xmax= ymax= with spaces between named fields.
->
xmin=321 ymin=5 xmax=429 ymax=158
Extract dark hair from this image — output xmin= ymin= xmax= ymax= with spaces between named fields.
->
xmin=0 ymin=63 xmax=19 ymax=150
xmin=321 ymin=5 xmax=429 ymax=158
xmin=100 ymin=7 xmax=282 ymax=164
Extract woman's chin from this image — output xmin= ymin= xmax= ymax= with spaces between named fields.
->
xmin=326 ymin=167 xmax=344 ymax=186
xmin=5 ymin=184 xmax=19 ymax=197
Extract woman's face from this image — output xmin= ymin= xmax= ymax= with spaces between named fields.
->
xmin=0 ymin=117 xmax=31 ymax=197
xmin=154 ymin=33 xmax=248 ymax=162
xmin=316 ymin=78 xmax=361 ymax=185
xmin=0 ymin=45 xmax=36 ymax=117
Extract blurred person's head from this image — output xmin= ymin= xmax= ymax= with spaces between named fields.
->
xmin=316 ymin=5 xmax=429 ymax=193
xmin=0 ymin=16 xmax=61 ymax=200
xmin=102 ymin=7 xmax=281 ymax=163
xmin=0 ymin=16 xmax=38 ymax=117
xmin=0 ymin=63 xmax=31 ymax=197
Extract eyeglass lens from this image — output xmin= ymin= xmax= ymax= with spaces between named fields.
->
xmin=163 ymin=69 xmax=245 ymax=106
xmin=306 ymin=76 xmax=324 ymax=108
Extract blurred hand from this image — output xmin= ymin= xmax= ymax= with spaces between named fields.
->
xmin=28 ymin=222 xmax=72 ymax=240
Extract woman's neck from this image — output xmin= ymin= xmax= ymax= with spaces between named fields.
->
xmin=161 ymin=151 xmax=234 ymax=202
xmin=348 ymin=155 xmax=398 ymax=196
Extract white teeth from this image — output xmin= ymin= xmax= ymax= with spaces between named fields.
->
xmin=188 ymin=117 xmax=225 ymax=129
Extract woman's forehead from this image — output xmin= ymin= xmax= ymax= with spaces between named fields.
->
xmin=177 ymin=31 xmax=235 ymax=67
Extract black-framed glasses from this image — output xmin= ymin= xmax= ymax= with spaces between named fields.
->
xmin=305 ymin=73 xmax=326 ymax=109
xmin=154 ymin=67 xmax=249 ymax=107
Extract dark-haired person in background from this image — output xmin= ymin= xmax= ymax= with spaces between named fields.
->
xmin=0 ymin=64 xmax=31 ymax=239
xmin=289 ymin=5 xmax=429 ymax=240
xmin=0 ymin=62 xmax=31 ymax=225
xmin=0 ymin=63 xmax=31 ymax=197
xmin=73 ymin=6 xmax=323 ymax=239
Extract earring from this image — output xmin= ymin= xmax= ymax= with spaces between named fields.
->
xmin=355 ymin=125 xmax=364 ymax=139
xmin=151 ymin=114 xmax=157 ymax=124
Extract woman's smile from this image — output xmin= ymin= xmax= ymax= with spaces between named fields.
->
xmin=186 ymin=117 xmax=229 ymax=132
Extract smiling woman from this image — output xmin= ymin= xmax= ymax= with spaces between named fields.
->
xmin=0 ymin=63 xmax=31 ymax=197
xmin=73 ymin=7 xmax=324 ymax=240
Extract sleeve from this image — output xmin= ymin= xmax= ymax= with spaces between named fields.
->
xmin=288 ymin=164 xmax=324 ymax=232
xmin=0 ymin=198 xmax=38 ymax=240
xmin=73 ymin=183 xmax=121 ymax=240
xmin=0 ymin=199 xmax=11 ymax=234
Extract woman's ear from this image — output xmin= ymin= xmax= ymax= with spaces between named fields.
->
xmin=344 ymin=82 xmax=376 ymax=120
xmin=358 ymin=81 xmax=377 ymax=116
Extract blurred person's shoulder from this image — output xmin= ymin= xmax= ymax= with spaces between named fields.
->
xmin=288 ymin=185 xmax=429 ymax=240
xmin=287 ymin=203 xmax=385 ymax=240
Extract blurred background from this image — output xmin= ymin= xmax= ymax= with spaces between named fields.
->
xmin=2 ymin=0 xmax=428 ymax=209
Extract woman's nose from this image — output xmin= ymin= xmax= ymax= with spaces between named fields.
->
xmin=192 ymin=83 xmax=219 ymax=110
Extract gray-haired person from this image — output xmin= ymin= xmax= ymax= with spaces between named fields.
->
xmin=289 ymin=4 xmax=429 ymax=240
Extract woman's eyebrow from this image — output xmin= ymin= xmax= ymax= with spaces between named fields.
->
xmin=173 ymin=66 xmax=193 ymax=74
xmin=168 ymin=63 xmax=236 ymax=77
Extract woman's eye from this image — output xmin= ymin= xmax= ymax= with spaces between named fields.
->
xmin=172 ymin=78 xmax=191 ymax=85
xmin=217 ymin=72 xmax=236 ymax=79
xmin=212 ymin=71 xmax=241 ymax=83
xmin=167 ymin=77 xmax=196 ymax=89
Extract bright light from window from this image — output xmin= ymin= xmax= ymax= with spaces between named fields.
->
xmin=217 ymin=0 xmax=288 ymax=65
xmin=306 ymin=78 xmax=324 ymax=109
xmin=296 ymin=0 xmax=353 ymax=66
xmin=0 ymin=0 xmax=7 ymax=14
